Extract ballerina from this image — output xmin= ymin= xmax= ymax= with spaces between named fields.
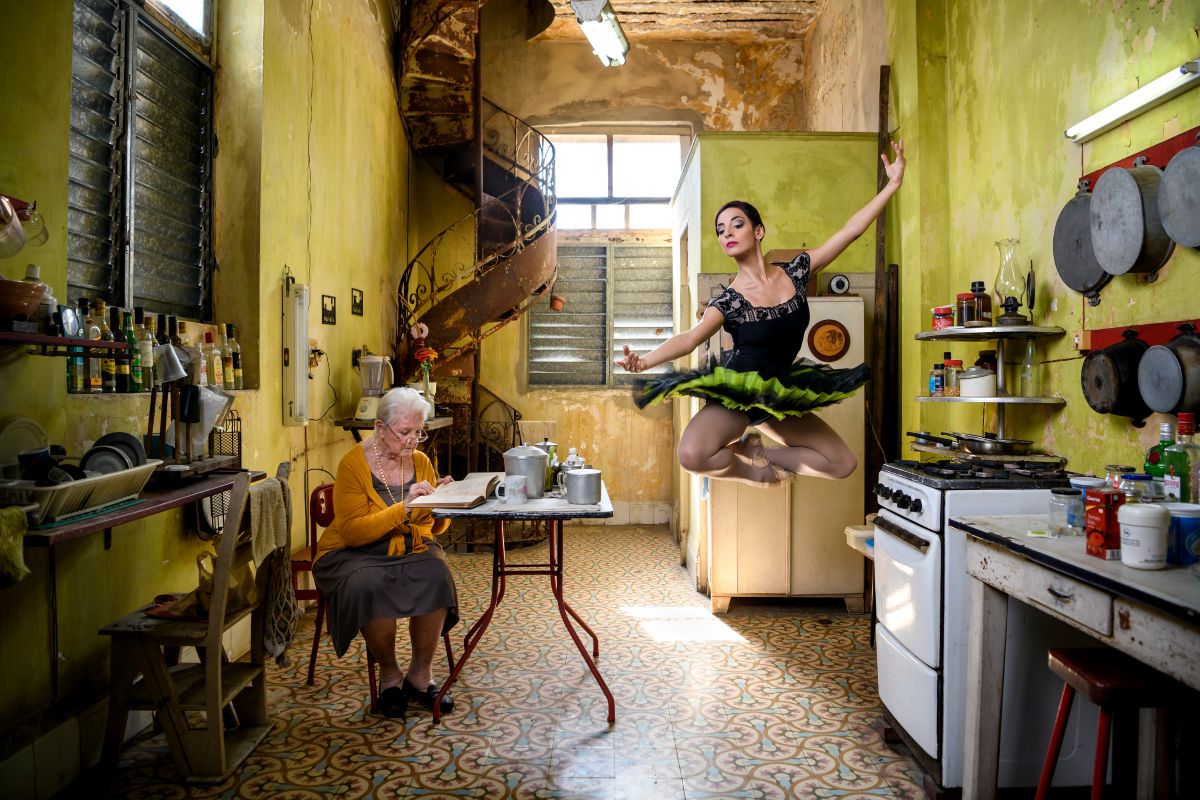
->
xmin=616 ymin=140 xmax=905 ymax=486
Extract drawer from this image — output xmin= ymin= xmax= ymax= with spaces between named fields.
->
xmin=1020 ymin=560 xmax=1113 ymax=636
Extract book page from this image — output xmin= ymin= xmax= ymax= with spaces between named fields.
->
xmin=407 ymin=472 xmax=503 ymax=508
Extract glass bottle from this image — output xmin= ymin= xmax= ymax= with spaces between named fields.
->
xmin=226 ymin=323 xmax=243 ymax=389
xmin=168 ymin=316 xmax=183 ymax=348
xmin=1019 ymin=339 xmax=1039 ymax=397
xmin=123 ymin=311 xmax=142 ymax=392
xmin=205 ymin=331 xmax=225 ymax=388
xmin=956 ymin=291 xmax=976 ymax=327
xmin=177 ymin=320 xmax=191 ymax=347
xmin=155 ymin=313 xmax=170 ymax=345
xmin=1144 ymin=422 xmax=1176 ymax=482
xmin=970 ymin=281 xmax=992 ymax=325
xmin=993 ymin=238 xmax=1026 ymax=313
xmin=79 ymin=298 xmax=102 ymax=393
xmin=110 ymin=305 xmax=129 ymax=392
xmin=220 ymin=325 xmax=235 ymax=390
xmin=96 ymin=300 xmax=117 ymax=393
xmin=1164 ymin=412 xmax=1200 ymax=503
xmin=136 ymin=307 xmax=157 ymax=386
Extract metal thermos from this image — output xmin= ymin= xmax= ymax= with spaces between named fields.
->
xmin=502 ymin=443 xmax=549 ymax=499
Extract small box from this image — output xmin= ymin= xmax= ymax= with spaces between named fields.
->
xmin=1085 ymin=488 xmax=1125 ymax=560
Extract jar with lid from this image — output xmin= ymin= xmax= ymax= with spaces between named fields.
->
xmin=970 ymin=280 xmax=992 ymax=325
xmin=956 ymin=292 xmax=977 ymax=327
xmin=944 ymin=359 xmax=964 ymax=396
xmin=928 ymin=362 xmax=945 ymax=396
xmin=1048 ymin=487 xmax=1084 ymax=536
xmin=1118 ymin=473 xmax=1155 ymax=502
xmin=931 ymin=306 xmax=954 ymax=330
xmin=975 ymin=349 xmax=998 ymax=374
xmin=1106 ymin=464 xmax=1138 ymax=490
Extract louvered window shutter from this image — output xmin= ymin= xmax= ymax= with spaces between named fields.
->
xmin=528 ymin=245 xmax=608 ymax=386
xmin=610 ymin=245 xmax=672 ymax=385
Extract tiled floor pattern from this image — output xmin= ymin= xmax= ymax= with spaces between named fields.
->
xmin=102 ymin=525 xmax=927 ymax=799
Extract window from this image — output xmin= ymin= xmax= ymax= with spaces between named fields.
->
xmin=551 ymin=134 xmax=682 ymax=230
xmin=527 ymin=244 xmax=673 ymax=387
xmin=68 ymin=0 xmax=215 ymax=320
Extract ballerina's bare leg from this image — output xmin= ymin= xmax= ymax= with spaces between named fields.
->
xmin=676 ymin=404 xmax=777 ymax=486
xmin=753 ymin=413 xmax=857 ymax=480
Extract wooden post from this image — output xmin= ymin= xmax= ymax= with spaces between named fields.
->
xmin=867 ymin=64 xmax=893 ymax=511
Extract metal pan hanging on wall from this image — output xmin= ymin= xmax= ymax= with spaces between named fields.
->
xmin=1090 ymin=164 xmax=1176 ymax=276
xmin=1159 ymin=145 xmax=1200 ymax=248
xmin=1053 ymin=188 xmax=1111 ymax=306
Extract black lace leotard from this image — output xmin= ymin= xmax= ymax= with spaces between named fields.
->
xmin=708 ymin=253 xmax=812 ymax=380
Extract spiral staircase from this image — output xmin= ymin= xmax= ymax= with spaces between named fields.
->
xmin=394 ymin=0 xmax=557 ymax=375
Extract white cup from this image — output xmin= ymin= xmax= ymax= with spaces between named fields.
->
xmin=1118 ymin=504 xmax=1169 ymax=570
xmin=496 ymin=474 xmax=528 ymax=505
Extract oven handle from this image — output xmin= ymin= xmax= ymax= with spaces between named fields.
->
xmin=874 ymin=515 xmax=930 ymax=554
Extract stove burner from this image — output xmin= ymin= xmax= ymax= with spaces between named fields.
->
xmin=973 ymin=468 xmax=1009 ymax=479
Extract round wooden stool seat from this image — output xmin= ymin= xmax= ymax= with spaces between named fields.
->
xmin=1048 ymin=647 xmax=1181 ymax=709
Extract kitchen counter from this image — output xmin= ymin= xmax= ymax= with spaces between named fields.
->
xmin=953 ymin=513 xmax=1200 ymax=799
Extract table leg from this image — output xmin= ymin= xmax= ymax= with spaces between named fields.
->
xmin=549 ymin=521 xmax=615 ymax=724
xmin=963 ymin=574 xmax=1008 ymax=800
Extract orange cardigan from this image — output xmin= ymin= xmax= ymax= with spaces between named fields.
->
xmin=314 ymin=445 xmax=450 ymax=563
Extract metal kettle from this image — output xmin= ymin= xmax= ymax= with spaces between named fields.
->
xmin=502 ymin=443 xmax=549 ymax=499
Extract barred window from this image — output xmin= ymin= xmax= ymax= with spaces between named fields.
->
xmin=527 ymin=244 xmax=672 ymax=387
xmin=68 ymin=0 xmax=215 ymax=320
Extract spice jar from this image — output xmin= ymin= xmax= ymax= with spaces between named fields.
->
xmin=1106 ymin=464 xmax=1138 ymax=490
xmin=970 ymin=280 xmax=992 ymax=326
xmin=956 ymin=292 xmax=977 ymax=327
xmin=931 ymin=306 xmax=954 ymax=330
xmin=929 ymin=362 xmax=945 ymax=396
xmin=1048 ymin=487 xmax=1084 ymax=536
xmin=943 ymin=359 xmax=963 ymax=396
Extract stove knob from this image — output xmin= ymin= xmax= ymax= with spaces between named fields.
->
xmin=894 ymin=493 xmax=911 ymax=509
xmin=874 ymin=483 xmax=893 ymax=499
xmin=909 ymin=498 xmax=923 ymax=513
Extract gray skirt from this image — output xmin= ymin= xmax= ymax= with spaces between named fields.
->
xmin=313 ymin=538 xmax=460 ymax=657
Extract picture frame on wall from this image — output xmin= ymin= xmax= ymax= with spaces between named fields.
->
xmin=351 ymin=288 xmax=364 ymax=316
xmin=322 ymin=294 xmax=336 ymax=325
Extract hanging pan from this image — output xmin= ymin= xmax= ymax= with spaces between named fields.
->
xmin=1081 ymin=329 xmax=1151 ymax=425
xmin=1091 ymin=163 xmax=1176 ymax=277
xmin=1159 ymin=145 xmax=1200 ymax=249
xmin=1053 ymin=187 xmax=1110 ymax=306
xmin=1137 ymin=323 xmax=1200 ymax=414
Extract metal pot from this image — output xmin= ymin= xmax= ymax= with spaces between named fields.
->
xmin=1053 ymin=187 xmax=1111 ymax=306
xmin=1159 ymin=145 xmax=1200 ymax=248
xmin=1137 ymin=323 xmax=1200 ymax=414
xmin=942 ymin=432 xmax=1033 ymax=456
xmin=1081 ymin=329 xmax=1151 ymax=423
xmin=502 ymin=443 xmax=549 ymax=499
xmin=1091 ymin=164 xmax=1176 ymax=276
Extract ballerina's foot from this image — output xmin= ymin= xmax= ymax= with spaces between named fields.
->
xmin=730 ymin=432 xmax=767 ymax=466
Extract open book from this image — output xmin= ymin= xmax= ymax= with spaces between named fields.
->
xmin=406 ymin=471 xmax=504 ymax=509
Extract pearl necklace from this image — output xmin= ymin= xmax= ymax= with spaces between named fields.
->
xmin=371 ymin=435 xmax=409 ymax=507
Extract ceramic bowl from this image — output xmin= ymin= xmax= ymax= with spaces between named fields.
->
xmin=0 ymin=278 xmax=44 ymax=319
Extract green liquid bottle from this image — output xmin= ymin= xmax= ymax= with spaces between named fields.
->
xmin=124 ymin=311 xmax=142 ymax=391
xmin=1144 ymin=421 xmax=1175 ymax=480
xmin=1164 ymin=413 xmax=1200 ymax=503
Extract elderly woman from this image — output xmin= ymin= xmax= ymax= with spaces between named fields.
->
xmin=313 ymin=387 xmax=458 ymax=717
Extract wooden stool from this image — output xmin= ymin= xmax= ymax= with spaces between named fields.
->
xmin=1037 ymin=647 xmax=1178 ymax=800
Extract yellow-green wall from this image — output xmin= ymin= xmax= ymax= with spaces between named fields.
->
xmin=885 ymin=0 xmax=1200 ymax=470
xmin=0 ymin=0 xmax=413 ymax=764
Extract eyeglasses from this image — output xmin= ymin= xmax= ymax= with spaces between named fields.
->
xmin=379 ymin=421 xmax=427 ymax=443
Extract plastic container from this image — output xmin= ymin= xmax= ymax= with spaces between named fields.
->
xmin=929 ymin=362 xmax=944 ymax=396
xmin=959 ymin=366 xmax=997 ymax=398
xmin=1118 ymin=503 xmax=1170 ymax=569
xmin=1118 ymin=473 xmax=1154 ymax=502
xmin=1161 ymin=503 xmax=1200 ymax=566
xmin=944 ymin=359 xmax=964 ymax=397
xmin=1049 ymin=487 xmax=1085 ymax=536
xmin=931 ymin=306 xmax=954 ymax=330
xmin=1069 ymin=475 xmax=1108 ymax=492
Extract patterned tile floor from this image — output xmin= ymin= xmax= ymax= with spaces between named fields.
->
xmin=102 ymin=525 xmax=928 ymax=799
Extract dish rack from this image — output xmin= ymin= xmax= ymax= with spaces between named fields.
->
xmin=0 ymin=460 xmax=161 ymax=524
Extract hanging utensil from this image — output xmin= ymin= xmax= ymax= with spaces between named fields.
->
xmin=1053 ymin=186 xmax=1111 ymax=306
xmin=1091 ymin=162 xmax=1175 ymax=277
xmin=1158 ymin=144 xmax=1200 ymax=248
xmin=1081 ymin=329 xmax=1151 ymax=425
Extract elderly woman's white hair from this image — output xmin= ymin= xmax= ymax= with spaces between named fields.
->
xmin=377 ymin=387 xmax=431 ymax=426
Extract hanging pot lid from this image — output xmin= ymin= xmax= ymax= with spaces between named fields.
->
xmin=1091 ymin=164 xmax=1176 ymax=276
xmin=1159 ymin=145 xmax=1200 ymax=248
xmin=1053 ymin=188 xmax=1111 ymax=306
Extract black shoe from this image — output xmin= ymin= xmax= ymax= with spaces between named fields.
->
xmin=377 ymin=685 xmax=408 ymax=718
xmin=402 ymin=677 xmax=453 ymax=713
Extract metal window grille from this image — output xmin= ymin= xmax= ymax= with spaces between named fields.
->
xmin=68 ymin=0 xmax=214 ymax=320
xmin=527 ymin=244 xmax=671 ymax=387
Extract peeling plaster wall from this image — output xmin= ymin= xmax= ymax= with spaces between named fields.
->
xmin=880 ymin=0 xmax=1200 ymax=472
xmin=799 ymin=0 xmax=889 ymax=132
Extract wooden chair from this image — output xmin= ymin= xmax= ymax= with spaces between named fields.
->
xmin=99 ymin=471 xmax=270 ymax=782
xmin=292 ymin=481 xmax=456 ymax=713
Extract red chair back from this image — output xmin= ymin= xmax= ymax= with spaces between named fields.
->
xmin=309 ymin=483 xmax=335 ymax=559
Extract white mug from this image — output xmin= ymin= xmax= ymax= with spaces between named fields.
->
xmin=496 ymin=474 xmax=528 ymax=505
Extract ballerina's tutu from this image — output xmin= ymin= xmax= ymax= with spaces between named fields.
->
xmin=632 ymin=360 xmax=870 ymax=421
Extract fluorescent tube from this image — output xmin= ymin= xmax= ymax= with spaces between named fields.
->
xmin=1065 ymin=59 xmax=1200 ymax=143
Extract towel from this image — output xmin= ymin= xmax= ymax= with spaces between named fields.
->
xmin=0 ymin=506 xmax=31 ymax=588
xmin=249 ymin=476 xmax=290 ymax=567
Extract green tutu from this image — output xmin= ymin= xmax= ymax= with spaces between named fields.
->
xmin=632 ymin=361 xmax=869 ymax=421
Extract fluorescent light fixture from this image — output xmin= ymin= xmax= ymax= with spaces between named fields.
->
xmin=1065 ymin=58 xmax=1200 ymax=143
xmin=571 ymin=0 xmax=629 ymax=67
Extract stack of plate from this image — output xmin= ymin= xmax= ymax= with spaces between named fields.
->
xmin=82 ymin=433 xmax=147 ymax=475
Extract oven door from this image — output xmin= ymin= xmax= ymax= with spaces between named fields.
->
xmin=874 ymin=511 xmax=941 ymax=668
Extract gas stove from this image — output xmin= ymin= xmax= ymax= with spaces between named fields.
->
xmin=881 ymin=459 xmax=1070 ymax=491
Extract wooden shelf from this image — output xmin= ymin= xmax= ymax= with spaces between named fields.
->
xmin=915 ymin=395 xmax=1066 ymax=405
xmin=0 ymin=330 xmax=129 ymax=357
xmin=915 ymin=325 xmax=1065 ymax=342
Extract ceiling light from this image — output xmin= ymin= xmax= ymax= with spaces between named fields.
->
xmin=1065 ymin=58 xmax=1200 ymax=143
xmin=571 ymin=0 xmax=629 ymax=67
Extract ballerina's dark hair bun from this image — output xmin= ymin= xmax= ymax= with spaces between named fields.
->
xmin=714 ymin=200 xmax=764 ymax=232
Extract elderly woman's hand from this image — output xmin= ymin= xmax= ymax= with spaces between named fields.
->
xmin=404 ymin=480 xmax=437 ymax=506
xmin=436 ymin=475 xmax=454 ymax=487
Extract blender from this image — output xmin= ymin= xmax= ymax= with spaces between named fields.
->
xmin=354 ymin=355 xmax=394 ymax=420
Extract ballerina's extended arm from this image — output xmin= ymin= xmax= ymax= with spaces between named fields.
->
xmin=616 ymin=306 xmax=725 ymax=374
xmin=806 ymin=139 xmax=906 ymax=272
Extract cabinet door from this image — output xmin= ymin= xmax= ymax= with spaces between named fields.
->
xmin=708 ymin=479 xmax=790 ymax=596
